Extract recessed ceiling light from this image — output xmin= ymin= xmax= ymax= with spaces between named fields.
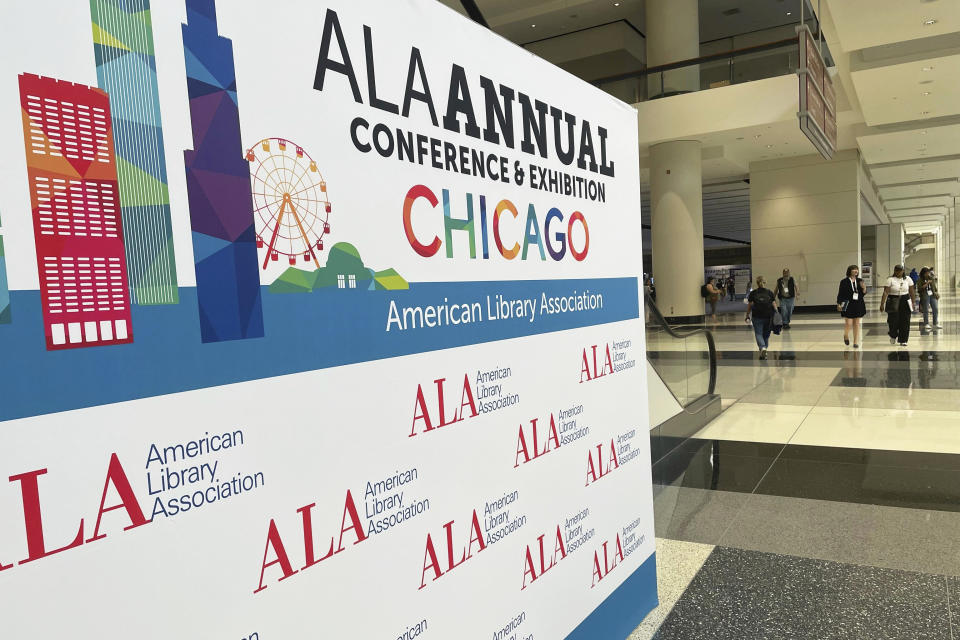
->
xmin=614 ymin=2 xmax=620 ymax=5
xmin=787 ymin=11 xmax=792 ymax=15
xmin=921 ymin=130 xmax=927 ymax=134
xmin=923 ymin=91 xmax=932 ymax=96
xmin=923 ymin=18 xmax=938 ymax=25
xmin=922 ymin=66 xmax=934 ymax=72
xmin=754 ymin=134 xmax=762 ymax=138
xmin=531 ymin=23 xmax=536 ymax=27
xmin=766 ymin=144 xmax=774 ymax=148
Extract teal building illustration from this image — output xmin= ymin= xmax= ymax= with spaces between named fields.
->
xmin=90 ymin=0 xmax=179 ymax=305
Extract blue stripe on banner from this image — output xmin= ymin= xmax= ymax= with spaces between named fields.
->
xmin=565 ymin=551 xmax=658 ymax=640
xmin=0 ymin=278 xmax=638 ymax=421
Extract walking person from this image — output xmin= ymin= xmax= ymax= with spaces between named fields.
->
xmin=727 ymin=276 xmax=737 ymax=301
xmin=775 ymin=268 xmax=797 ymax=329
xmin=746 ymin=276 xmax=778 ymax=360
xmin=879 ymin=265 xmax=917 ymax=347
xmin=837 ymin=265 xmax=867 ymax=348
xmin=918 ymin=267 xmax=941 ymax=330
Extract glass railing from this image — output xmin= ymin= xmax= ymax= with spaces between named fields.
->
xmin=644 ymin=293 xmax=716 ymax=407
xmin=595 ymin=38 xmax=800 ymax=104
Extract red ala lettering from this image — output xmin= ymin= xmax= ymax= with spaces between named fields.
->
xmin=419 ymin=509 xmax=486 ymax=589
xmin=254 ymin=519 xmax=298 ymax=594
xmin=6 ymin=454 xmax=147 ymax=569
xmin=521 ymin=525 xmax=567 ymax=590
xmin=586 ymin=439 xmax=620 ymax=486
xmin=514 ymin=415 xmax=562 ymax=467
xmin=580 ymin=344 xmax=615 ymax=383
xmin=409 ymin=375 xmax=478 ymax=437
xmin=253 ymin=490 xmax=367 ymax=594
xmin=591 ymin=533 xmax=626 ymax=588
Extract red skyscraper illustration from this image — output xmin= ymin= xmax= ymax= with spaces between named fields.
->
xmin=18 ymin=74 xmax=134 ymax=350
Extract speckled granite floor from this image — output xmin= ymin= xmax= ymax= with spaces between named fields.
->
xmin=653 ymin=547 xmax=954 ymax=640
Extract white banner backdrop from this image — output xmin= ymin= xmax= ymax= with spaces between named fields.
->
xmin=0 ymin=1 xmax=656 ymax=638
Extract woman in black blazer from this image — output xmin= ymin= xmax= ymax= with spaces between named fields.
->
xmin=837 ymin=264 xmax=867 ymax=348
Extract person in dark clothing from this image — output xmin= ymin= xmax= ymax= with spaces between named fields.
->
xmin=775 ymin=268 xmax=797 ymax=329
xmin=918 ymin=267 xmax=941 ymax=330
xmin=837 ymin=265 xmax=867 ymax=348
xmin=909 ymin=268 xmax=919 ymax=284
xmin=879 ymin=265 xmax=917 ymax=347
xmin=745 ymin=276 xmax=778 ymax=360
xmin=727 ymin=276 xmax=736 ymax=301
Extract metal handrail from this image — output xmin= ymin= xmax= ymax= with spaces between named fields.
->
xmin=593 ymin=36 xmax=800 ymax=87
xmin=644 ymin=293 xmax=717 ymax=398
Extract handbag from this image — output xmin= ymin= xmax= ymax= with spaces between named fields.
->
xmin=772 ymin=311 xmax=783 ymax=335
xmin=884 ymin=297 xmax=898 ymax=313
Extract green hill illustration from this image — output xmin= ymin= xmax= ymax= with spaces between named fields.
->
xmin=269 ymin=242 xmax=408 ymax=294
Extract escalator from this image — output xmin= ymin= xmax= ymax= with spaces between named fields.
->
xmin=644 ymin=293 xmax=722 ymax=464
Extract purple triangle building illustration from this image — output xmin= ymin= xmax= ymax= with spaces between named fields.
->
xmin=181 ymin=0 xmax=264 ymax=342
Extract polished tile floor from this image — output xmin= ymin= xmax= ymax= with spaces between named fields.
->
xmin=634 ymin=292 xmax=960 ymax=639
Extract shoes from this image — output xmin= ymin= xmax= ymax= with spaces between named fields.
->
xmin=935 ymin=324 xmax=943 ymax=330
xmin=759 ymin=348 xmax=767 ymax=360
xmin=889 ymin=337 xmax=897 ymax=345
xmin=899 ymin=342 xmax=908 ymax=347
xmin=844 ymin=338 xmax=850 ymax=345
xmin=784 ymin=324 xmax=791 ymax=330
xmin=924 ymin=324 xmax=932 ymax=329
xmin=853 ymin=344 xmax=859 ymax=349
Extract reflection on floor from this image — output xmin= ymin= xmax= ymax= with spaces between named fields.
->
xmin=634 ymin=293 xmax=960 ymax=639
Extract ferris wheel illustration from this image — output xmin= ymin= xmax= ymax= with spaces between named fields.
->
xmin=246 ymin=137 xmax=331 ymax=270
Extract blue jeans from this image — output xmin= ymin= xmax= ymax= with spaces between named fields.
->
xmin=922 ymin=297 xmax=939 ymax=325
xmin=780 ymin=297 xmax=795 ymax=325
xmin=752 ymin=317 xmax=773 ymax=350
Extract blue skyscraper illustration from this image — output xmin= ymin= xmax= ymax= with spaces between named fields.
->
xmin=181 ymin=0 xmax=264 ymax=342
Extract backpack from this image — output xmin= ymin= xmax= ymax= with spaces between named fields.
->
xmin=752 ymin=288 xmax=774 ymax=314
xmin=701 ymin=284 xmax=709 ymax=298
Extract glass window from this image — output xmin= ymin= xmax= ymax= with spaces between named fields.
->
xmin=348 ymin=274 xmax=356 ymax=289
xmin=337 ymin=274 xmax=345 ymax=289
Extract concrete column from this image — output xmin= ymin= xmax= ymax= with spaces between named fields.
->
xmin=948 ymin=204 xmax=960 ymax=288
xmin=875 ymin=223 xmax=905 ymax=287
xmin=650 ymin=140 xmax=704 ymax=319
xmin=645 ymin=0 xmax=698 ymax=97
xmin=750 ymin=151 xmax=862 ymax=307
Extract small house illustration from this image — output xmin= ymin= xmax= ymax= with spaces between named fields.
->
xmin=269 ymin=242 xmax=408 ymax=294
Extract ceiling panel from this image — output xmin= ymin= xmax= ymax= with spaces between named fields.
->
xmin=858 ymin=123 xmax=960 ymax=165
xmin=851 ymin=54 xmax=960 ymax=127
xmin=885 ymin=195 xmax=954 ymax=210
xmin=871 ymin=157 xmax=960 ymax=185
xmin=879 ymin=180 xmax=960 ymax=199
xmin=823 ymin=0 xmax=960 ymax=52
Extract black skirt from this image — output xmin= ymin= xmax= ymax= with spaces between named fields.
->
xmin=841 ymin=298 xmax=866 ymax=318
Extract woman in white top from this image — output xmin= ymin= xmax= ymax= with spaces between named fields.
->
xmin=879 ymin=265 xmax=917 ymax=346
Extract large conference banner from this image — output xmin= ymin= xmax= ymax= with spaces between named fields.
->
xmin=0 ymin=1 xmax=656 ymax=638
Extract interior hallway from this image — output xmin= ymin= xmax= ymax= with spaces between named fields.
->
xmin=635 ymin=292 xmax=960 ymax=639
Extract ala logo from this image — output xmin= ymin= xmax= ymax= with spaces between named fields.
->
xmin=0 ymin=454 xmax=149 ymax=572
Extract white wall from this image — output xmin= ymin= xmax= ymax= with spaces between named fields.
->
xmin=750 ymin=151 xmax=862 ymax=306
xmin=905 ymin=248 xmax=935 ymax=272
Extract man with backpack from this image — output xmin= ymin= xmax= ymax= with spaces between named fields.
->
xmin=746 ymin=276 xmax=779 ymax=360
xmin=775 ymin=268 xmax=797 ymax=329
